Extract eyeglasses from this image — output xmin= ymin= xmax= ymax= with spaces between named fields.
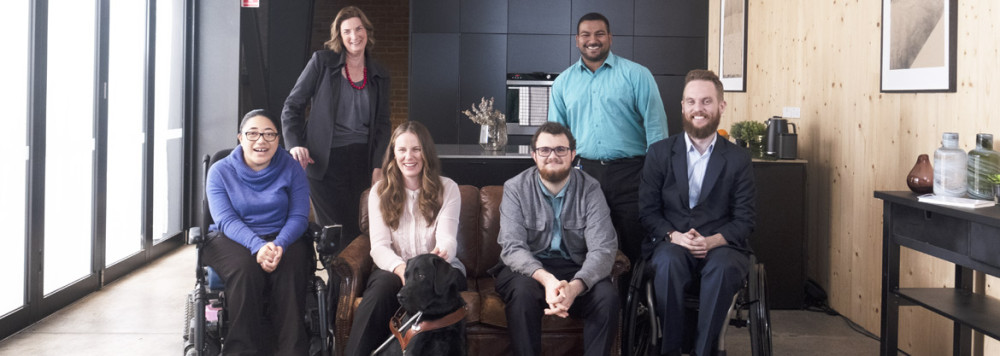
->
xmin=244 ymin=131 xmax=279 ymax=142
xmin=534 ymin=146 xmax=571 ymax=157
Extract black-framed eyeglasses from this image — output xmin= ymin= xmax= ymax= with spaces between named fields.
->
xmin=534 ymin=146 xmax=571 ymax=157
xmin=244 ymin=131 xmax=279 ymax=142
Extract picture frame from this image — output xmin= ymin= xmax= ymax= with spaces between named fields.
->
xmin=719 ymin=0 xmax=748 ymax=92
xmin=880 ymin=0 xmax=957 ymax=92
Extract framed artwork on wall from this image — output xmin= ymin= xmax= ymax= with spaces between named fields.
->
xmin=880 ymin=0 xmax=957 ymax=92
xmin=719 ymin=0 xmax=748 ymax=92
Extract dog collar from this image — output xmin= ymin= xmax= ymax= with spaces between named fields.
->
xmin=390 ymin=306 xmax=468 ymax=351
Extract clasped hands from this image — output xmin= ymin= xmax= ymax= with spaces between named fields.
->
xmin=669 ymin=228 xmax=726 ymax=258
xmin=256 ymin=242 xmax=284 ymax=273
xmin=536 ymin=271 xmax=584 ymax=318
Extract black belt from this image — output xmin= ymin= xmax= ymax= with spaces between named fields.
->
xmin=579 ymin=156 xmax=644 ymax=166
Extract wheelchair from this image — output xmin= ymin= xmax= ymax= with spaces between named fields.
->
xmin=182 ymin=150 xmax=340 ymax=356
xmin=623 ymin=253 xmax=772 ymax=356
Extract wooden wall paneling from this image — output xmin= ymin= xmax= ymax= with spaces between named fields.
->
xmin=708 ymin=0 xmax=1000 ymax=354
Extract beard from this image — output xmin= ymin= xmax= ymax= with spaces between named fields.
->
xmin=579 ymin=45 xmax=610 ymax=64
xmin=539 ymin=163 xmax=572 ymax=183
xmin=682 ymin=111 xmax=722 ymax=140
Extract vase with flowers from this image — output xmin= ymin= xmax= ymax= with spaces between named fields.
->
xmin=462 ymin=97 xmax=507 ymax=151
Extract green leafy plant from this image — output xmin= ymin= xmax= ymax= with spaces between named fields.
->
xmin=730 ymin=120 xmax=766 ymax=142
xmin=987 ymin=173 xmax=1000 ymax=185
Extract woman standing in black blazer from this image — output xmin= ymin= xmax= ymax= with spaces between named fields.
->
xmin=281 ymin=5 xmax=391 ymax=242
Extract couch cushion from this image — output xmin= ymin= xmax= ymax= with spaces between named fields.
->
xmin=473 ymin=186 xmax=504 ymax=279
xmin=456 ymin=185 xmax=481 ymax=281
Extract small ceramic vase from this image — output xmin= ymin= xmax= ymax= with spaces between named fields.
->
xmin=907 ymin=154 xmax=933 ymax=194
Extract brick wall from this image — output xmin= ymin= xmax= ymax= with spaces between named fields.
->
xmin=313 ymin=1 xmax=410 ymax=127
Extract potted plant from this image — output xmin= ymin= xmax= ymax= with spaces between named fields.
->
xmin=988 ymin=173 xmax=1000 ymax=204
xmin=730 ymin=120 xmax=766 ymax=149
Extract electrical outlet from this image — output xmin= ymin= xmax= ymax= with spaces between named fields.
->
xmin=782 ymin=106 xmax=801 ymax=119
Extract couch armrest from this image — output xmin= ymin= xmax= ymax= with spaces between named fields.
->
xmin=330 ymin=234 xmax=373 ymax=355
xmin=610 ymin=250 xmax=631 ymax=286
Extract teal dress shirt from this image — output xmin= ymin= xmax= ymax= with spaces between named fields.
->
xmin=536 ymin=175 xmax=571 ymax=260
xmin=548 ymin=52 xmax=669 ymax=161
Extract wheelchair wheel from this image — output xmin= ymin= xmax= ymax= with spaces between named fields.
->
xmin=624 ymin=259 xmax=654 ymax=356
xmin=748 ymin=260 xmax=772 ymax=356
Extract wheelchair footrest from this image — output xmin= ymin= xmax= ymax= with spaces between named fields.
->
xmin=729 ymin=319 xmax=748 ymax=328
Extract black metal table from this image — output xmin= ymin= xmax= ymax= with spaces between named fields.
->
xmin=875 ymin=191 xmax=1000 ymax=355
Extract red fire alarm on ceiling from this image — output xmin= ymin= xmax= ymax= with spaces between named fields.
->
xmin=241 ymin=0 xmax=259 ymax=8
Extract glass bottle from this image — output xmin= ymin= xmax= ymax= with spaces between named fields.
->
xmin=967 ymin=133 xmax=1000 ymax=199
xmin=933 ymin=132 xmax=967 ymax=197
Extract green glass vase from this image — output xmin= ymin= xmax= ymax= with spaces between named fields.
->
xmin=967 ymin=133 xmax=1000 ymax=199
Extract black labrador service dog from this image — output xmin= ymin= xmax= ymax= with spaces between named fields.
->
xmin=375 ymin=253 xmax=467 ymax=356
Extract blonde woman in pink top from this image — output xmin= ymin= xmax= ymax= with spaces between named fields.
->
xmin=343 ymin=121 xmax=466 ymax=356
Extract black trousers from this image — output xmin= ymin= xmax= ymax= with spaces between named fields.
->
xmin=495 ymin=258 xmax=619 ymax=356
xmin=345 ymin=267 xmax=468 ymax=356
xmin=203 ymin=233 xmax=311 ymax=356
xmin=578 ymin=157 xmax=644 ymax=267
xmin=309 ymin=143 xmax=369 ymax=247
xmin=649 ymin=243 xmax=749 ymax=356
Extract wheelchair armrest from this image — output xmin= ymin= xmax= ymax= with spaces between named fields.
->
xmin=610 ymin=249 xmax=632 ymax=286
xmin=329 ymin=234 xmax=373 ymax=348
xmin=187 ymin=227 xmax=203 ymax=245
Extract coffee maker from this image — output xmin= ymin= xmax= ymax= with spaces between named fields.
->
xmin=765 ymin=116 xmax=798 ymax=159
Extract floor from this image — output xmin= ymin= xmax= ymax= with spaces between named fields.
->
xmin=0 ymin=245 xmax=880 ymax=355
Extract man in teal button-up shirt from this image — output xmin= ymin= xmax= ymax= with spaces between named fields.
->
xmin=549 ymin=12 xmax=668 ymax=268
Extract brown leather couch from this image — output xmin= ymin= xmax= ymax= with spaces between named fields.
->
xmin=330 ymin=185 xmax=630 ymax=355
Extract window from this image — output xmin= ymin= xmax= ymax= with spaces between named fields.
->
xmin=0 ymin=0 xmax=30 ymax=315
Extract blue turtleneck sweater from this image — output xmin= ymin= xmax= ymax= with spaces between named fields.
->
xmin=207 ymin=145 xmax=310 ymax=254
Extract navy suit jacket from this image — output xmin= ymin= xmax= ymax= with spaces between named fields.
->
xmin=638 ymin=134 xmax=757 ymax=259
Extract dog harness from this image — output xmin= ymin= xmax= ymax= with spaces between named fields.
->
xmin=389 ymin=306 xmax=468 ymax=351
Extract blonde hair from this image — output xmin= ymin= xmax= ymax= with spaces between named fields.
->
xmin=377 ymin=121 xmax=443 ymax=230
xmin=325 ymin=6 xmax=376 ymax=53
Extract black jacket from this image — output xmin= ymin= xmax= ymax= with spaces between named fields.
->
xmin=281 ymin=50 xmax=391 ymax=179
xmin=638 ymin=134 xmax=757 ymax=259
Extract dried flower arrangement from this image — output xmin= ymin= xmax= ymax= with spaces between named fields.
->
xmin=462 ymin=97 xmax=506 ymax=126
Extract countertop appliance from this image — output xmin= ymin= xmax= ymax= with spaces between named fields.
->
xmin=766 ymin=116 xmax=798 ymax=159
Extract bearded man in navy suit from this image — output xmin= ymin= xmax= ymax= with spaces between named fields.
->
xmin=638 ymin=69 xmax=757 ymax=356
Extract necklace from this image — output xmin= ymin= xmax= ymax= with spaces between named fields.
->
xmin=345 ymin=65 xmax=367 ymax=90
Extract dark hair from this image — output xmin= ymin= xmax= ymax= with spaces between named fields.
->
xmin=239 ymin=109 xmax=276 ymax=132
xmin=325 ymin=6 xmax=376 ymax=53
xmin=531 ymin=122 xmax=576 ymax=151
xmin=577 ymin=12 xmax=610 ymax=34
xmin=684 ymin=69 xmax=725 ymax=101
xmin=378 ymin=121 xmax=443 ymax=230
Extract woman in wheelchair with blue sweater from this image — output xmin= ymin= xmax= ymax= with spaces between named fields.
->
xmin=204 ymin=109 xmax=312 ymax=355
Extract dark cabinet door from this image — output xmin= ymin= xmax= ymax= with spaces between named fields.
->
xmin=751 ymin=162 xmax=808 ymax=309
xmin=412 ymin=0 xmax=460 ymax=33
xmin=410 ymin=33 xmax=461 ymax=144
xmin=460 ymin=34 xmax=508 ymax=144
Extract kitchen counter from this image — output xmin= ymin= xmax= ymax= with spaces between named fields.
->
xmin=436 ymin=144 xmax=531 ymax=159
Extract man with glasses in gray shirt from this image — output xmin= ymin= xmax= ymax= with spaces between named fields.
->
xmin=494 ymin=122 xmax=619 ymax=356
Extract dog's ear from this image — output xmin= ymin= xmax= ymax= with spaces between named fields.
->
xmin=433 ymin=256 xmax=457 ymax=296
